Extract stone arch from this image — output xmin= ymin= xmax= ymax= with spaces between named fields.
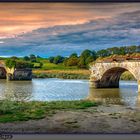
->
xmin=99 ymin=67 xmax=136 ymax=88
xmin=0 ymin=67 xmax=7 ymax=79
xmin=90 ymin=62 xmax=140 ymax=91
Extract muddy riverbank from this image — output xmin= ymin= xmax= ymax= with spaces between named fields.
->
xmin=0 ymin=104 xmax=140 ymax=134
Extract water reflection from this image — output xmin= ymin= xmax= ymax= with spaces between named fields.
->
xmin=0 ymin=80 xmax=32 ymax=101
xmin=87 ymin=88 xmax=124 ymax=105
xmin=0 ymin=79 xmax=139 ymax=108
xmin=87 ymin=81 xmax=138 ymax=107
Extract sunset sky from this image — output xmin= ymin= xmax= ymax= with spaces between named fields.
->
xmin=0 ymin=3 xmax=140 ymax=57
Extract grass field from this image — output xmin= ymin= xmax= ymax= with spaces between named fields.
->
xmin=39 ymin=60 xmax=79 ymax=70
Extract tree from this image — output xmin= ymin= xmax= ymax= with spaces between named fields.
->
xmin=85 ymin=56 xmax=94 ymax=65
xmin=97 ymin=49 xmax=108 ymax=57
xmin=66 ymin=57 xmax=79 ymax=66
xmin=92 ymin=50 xmax=97 ymax=60
xmin=48 ymin=57 xmax=55 ymax=63
xmin=24 ymin=56 xmax=30 ymax=61
xmin=81 ymin=49 xmax=92 ymax=59
xmin=11 ymin=56 xmax=18 ymax=60
xmin=78 ymin=57 xmax=86 ymax=68
xmin=53 ymin=55 xmax=65 ymax=64
xmin=69 ymin=53 xmax=78 ymax=58
xmin=78 ymin=49 xmax=97 ymax=68
xmin=29 ymin=54 xmax=36 ymax=62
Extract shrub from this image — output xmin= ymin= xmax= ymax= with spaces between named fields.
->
xmin=5 ymin=59 xmax=16 ymax=69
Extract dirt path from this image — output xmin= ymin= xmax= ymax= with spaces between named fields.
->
xmin=0 ymin=104 xmax=140 ymax=134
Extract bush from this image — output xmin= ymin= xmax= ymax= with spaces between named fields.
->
xmin=65 ymin=57 xmax=79 ymax=66
xmin=15 ymin=60 xmax=33 ymax=69
xmin=5 ymin=59 xmax=16 ymax=69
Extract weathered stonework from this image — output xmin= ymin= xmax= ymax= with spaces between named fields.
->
xmin=10 ymin=68 xmax=32 ymax=80
xmin=90 ymin=61 xmax=140 ymax=92
xmin=0 ymin=63 xmax=32 ymax=81
xmin=0 ymin=67 xmax=6 ymax=79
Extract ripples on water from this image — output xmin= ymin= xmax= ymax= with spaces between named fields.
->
xmin=0 ymin=78 xmax=139 ymax=107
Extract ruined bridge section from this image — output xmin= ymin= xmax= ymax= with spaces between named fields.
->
xmin=89 ymin=61 xmax=140 ymax=92
xmin=0 ymin=61 xmax=32 ymax=81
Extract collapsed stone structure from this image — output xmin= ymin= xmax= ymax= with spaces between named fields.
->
xmin=0 ymin=62 xmax=32 ymax=81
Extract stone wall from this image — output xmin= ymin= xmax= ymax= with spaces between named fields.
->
xmin=8 ymin=68 xmax=32 ymax=80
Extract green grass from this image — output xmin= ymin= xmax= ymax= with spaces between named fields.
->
xmin=0 ymin=100 xmax=98 ymax=123
xmin=40 ymin=60 xmax=79 ymax=70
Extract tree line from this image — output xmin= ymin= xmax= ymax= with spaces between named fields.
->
xmin=48 ymin=45 xmax=140 ymax=68
xmin=5 ymin=45 xmax=140 ymax=69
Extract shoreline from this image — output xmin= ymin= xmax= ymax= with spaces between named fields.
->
xmin=0 ymin=103 xmax=140 ymax=134
xmin=32 ymin=69 xmax=136 ymax=81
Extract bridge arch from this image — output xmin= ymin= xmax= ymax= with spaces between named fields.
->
xmin=0 ymin=67 xmax=7 ymax=79
xmin=90 ymin=62 xmax=140 ymax=92
xmin=99 ymin=67 xmax=136 ymax=88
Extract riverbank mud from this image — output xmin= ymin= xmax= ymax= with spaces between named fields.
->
xmin=0 ymin=104 xmax=140 ymax=134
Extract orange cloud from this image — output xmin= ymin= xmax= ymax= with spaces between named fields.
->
xmin=0 ymin=3 xmax=139 ymax=38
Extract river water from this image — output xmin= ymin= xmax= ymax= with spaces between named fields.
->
xmin=0 ymin=78 xmax=139 ymax=107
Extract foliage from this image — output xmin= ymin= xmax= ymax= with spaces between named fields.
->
xmin=29 ymin=54 xmax=36 ymax=62
xmin=97 ymin=45 xmax=140 ymax=57
xmin=15 ymin=60 xmax=33 ymax=69
xmin=78 ymin=57 xmax=86 ymax=68
xmin=69 ymin=53 xmax=78 ymax=58
xmin=5 ymin=58 xmax=33 ymax=69
xmin=77 ymin=50 xmax=97 ymax=68
xmin=65 ymin=57 xmax=79 ymax=66
xmin=5 ymin=59 xmax=16 ymax=69
xmin=120 ymin=71 xmax=136 ymax=81
xmin=23 ymin=56 xmax=30 ymax=61
xmin=53 ymin=55 xmax=65 ymax=64
xmin=4 ymin=45 xmax=140 ymax=71
xmin=48 ymin=56 xmax=55 ymax=63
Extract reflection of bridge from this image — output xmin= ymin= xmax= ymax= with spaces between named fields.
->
xmin=89 ymin=61 xmax=140 ymax=92
xmin=0 ymin=61 xmax=32 ymax=80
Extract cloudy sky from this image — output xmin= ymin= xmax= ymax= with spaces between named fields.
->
xmin=0 ymin=3 xmax=140 ymax=57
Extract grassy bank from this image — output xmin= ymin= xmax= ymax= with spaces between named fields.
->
xmin=0 ymin=100 xmax=98 ymax=123
xmin=33 ymin=69 xmax=90 ymax=79
xmin=33 ymin=69 xmax=136 ymax=81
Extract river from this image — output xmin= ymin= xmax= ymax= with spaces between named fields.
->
xmin=0 ymin=78 xmax=139 ymax=107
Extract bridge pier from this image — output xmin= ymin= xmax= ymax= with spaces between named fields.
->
xmin=6 ymin=68 xmax=32 ymax=81
xmin=138 ymin=80 xmax=140 ymax=93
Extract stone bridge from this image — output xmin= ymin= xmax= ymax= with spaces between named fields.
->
xmin=89 ymin=61 xmax=140 ymax=92
xmin=0 ymin=61 xmax=32 ymax=80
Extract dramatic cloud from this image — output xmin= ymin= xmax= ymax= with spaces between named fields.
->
xmin=0 ymin=3 xmax=140 ymax=57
